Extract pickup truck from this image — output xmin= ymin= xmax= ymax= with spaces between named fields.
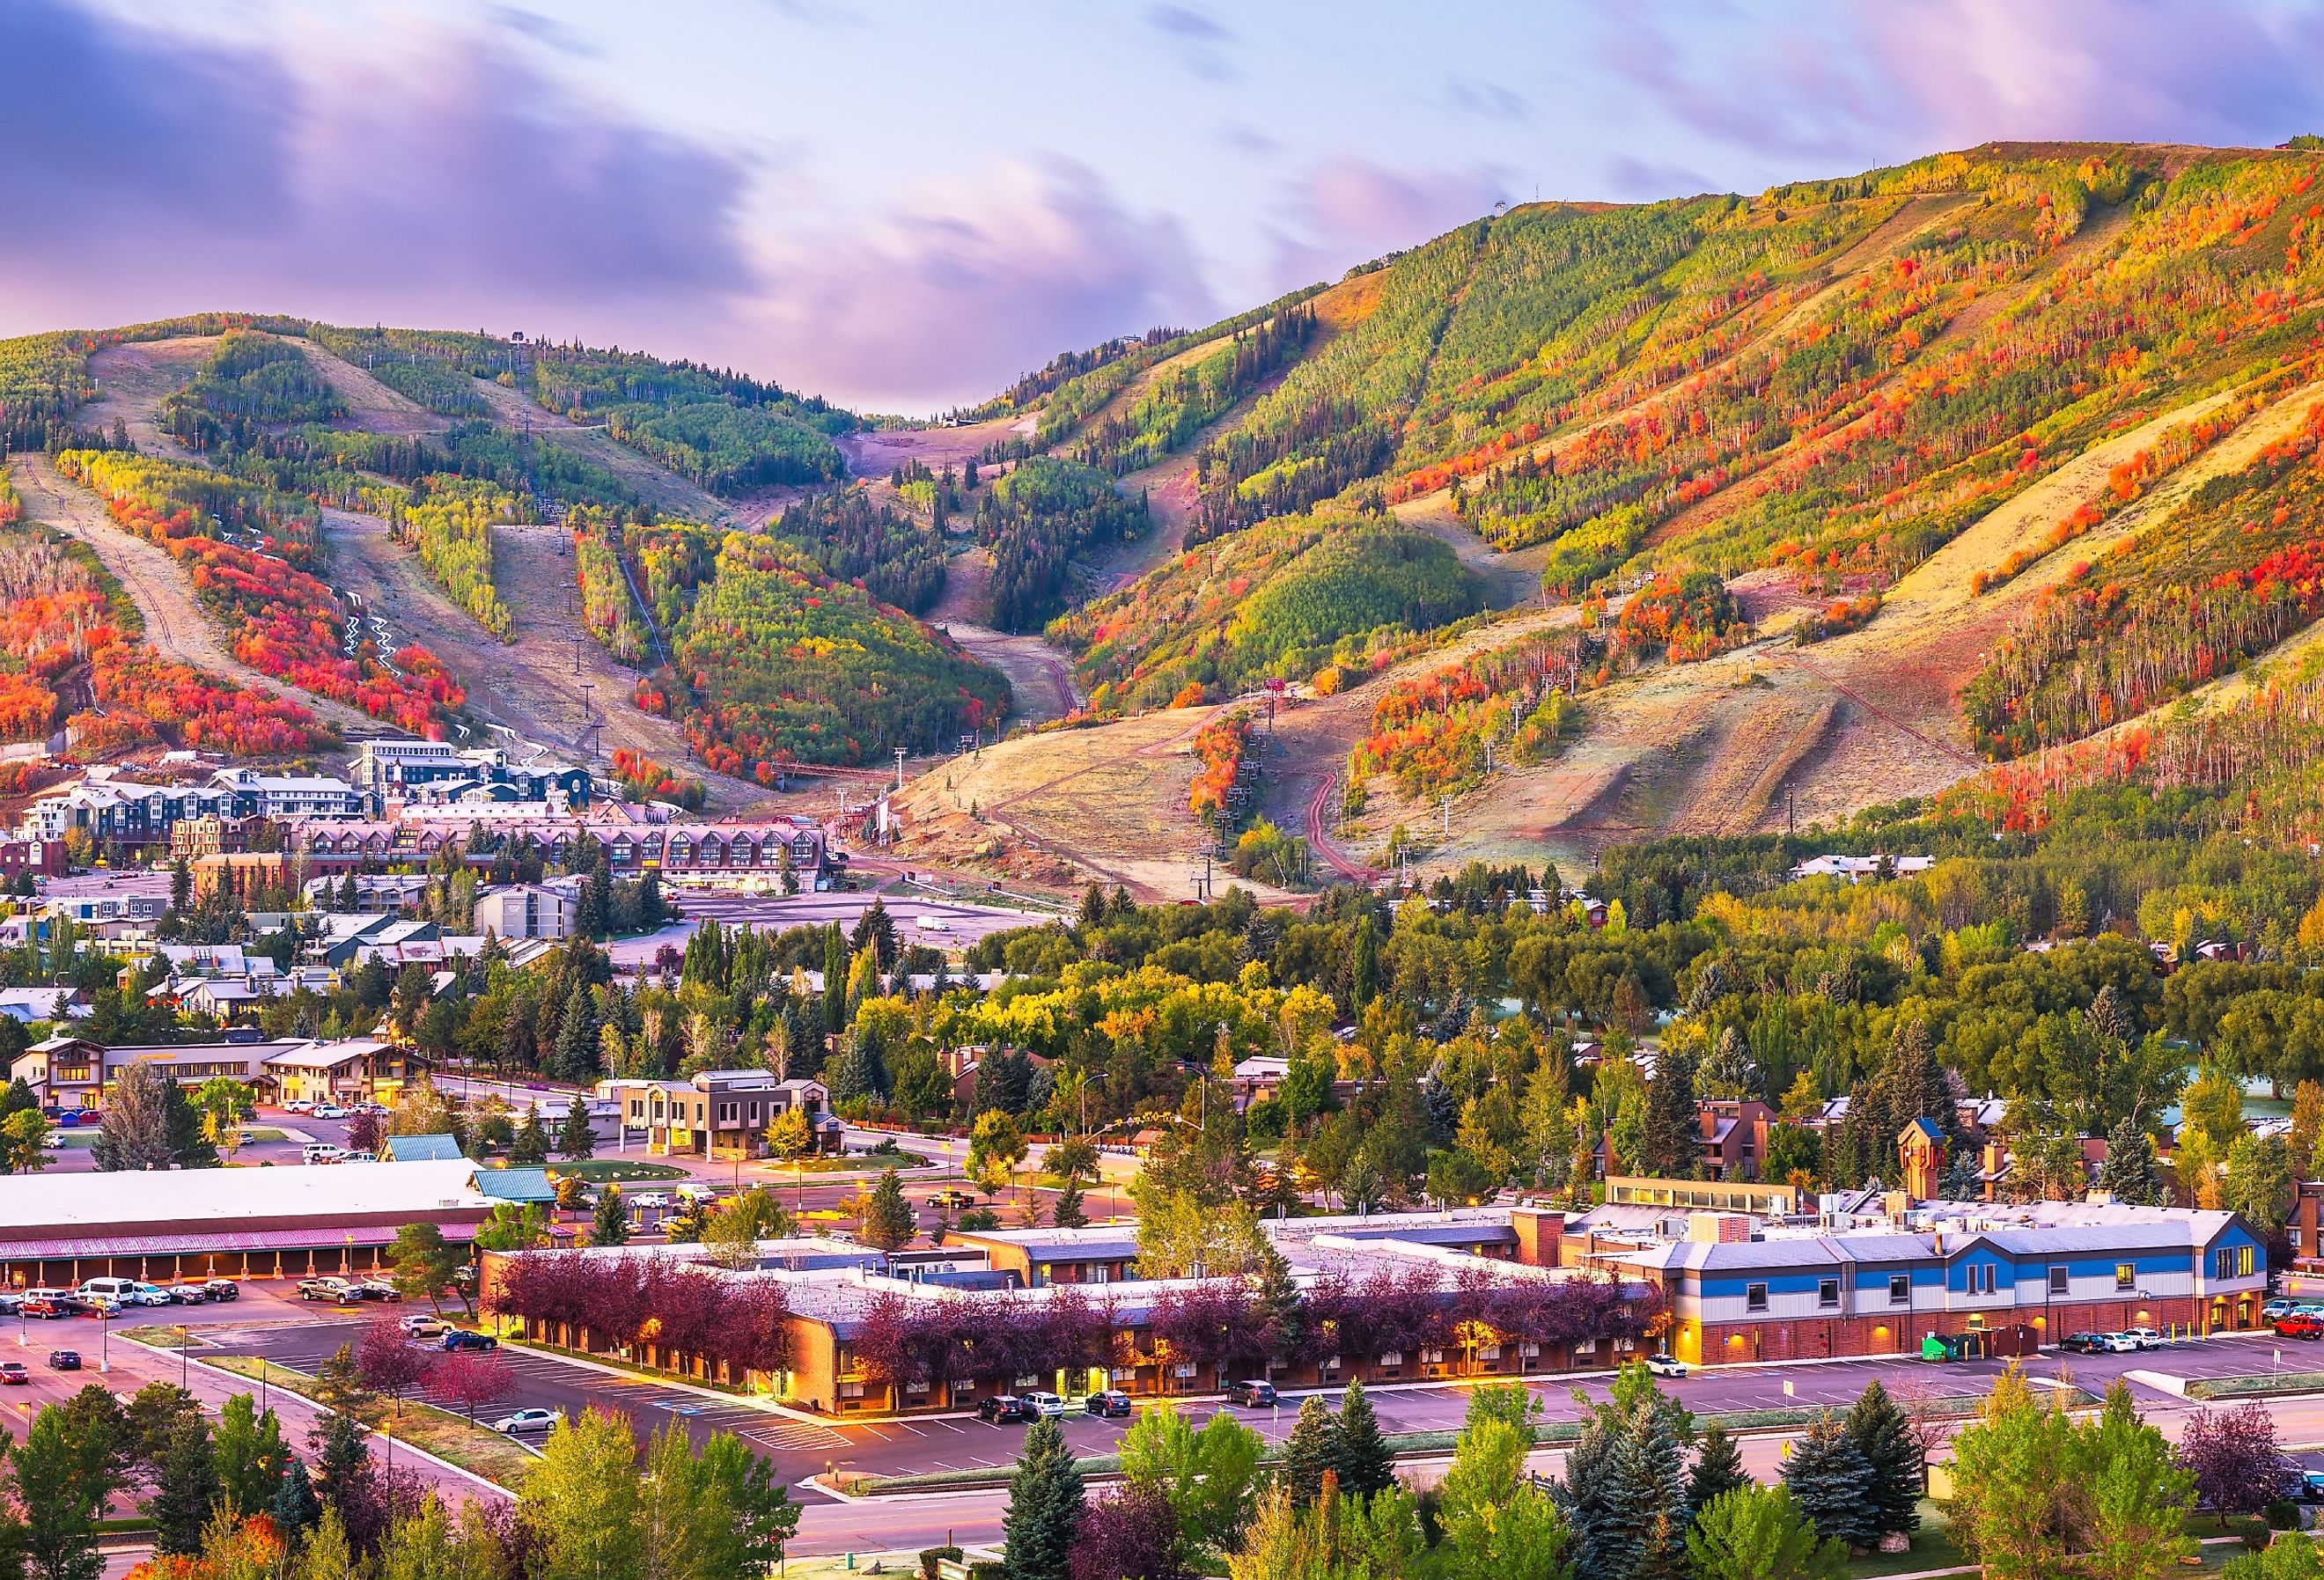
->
xmin=298 ymin=1278 xmax=357 ymax=1303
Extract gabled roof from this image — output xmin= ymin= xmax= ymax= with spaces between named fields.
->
xmin=385 ymin=1134 xmax=465 ymax=1162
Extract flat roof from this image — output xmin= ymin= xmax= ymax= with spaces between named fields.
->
xmin=0 ymin=1157 xmax=485 ymax=1234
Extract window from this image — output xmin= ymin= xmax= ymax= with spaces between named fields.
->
xmin=838 ymin=1382 xmax=864 ymax=1400
xmin=1088 ymin=1266 xmax=1107 ymax=1286
xmin=1015 ymin=1374 xmax=1040 ymax=1388
xmin=1819 ymin=1278 xmax=1840 ymax=1309
xmin=2116 ymin=1263 xmax=2136 ymax=1291
xmin=2048 ymin=1267 xmax=2070 ymax=1297
xmin=1889 ymin=1274 xmax=1911 ymax=1304
xmin=1379 ymin=1350 xmax=1404 ymax=1367
xmin=1421 ymin=1348 xmax=1445 ymax=1365
xmin=2213 ymin=1245 xmax=2256 ymax=1280
xmin=1746 ymin=1282 xmax=1769 ymax=1312
xmin=1965 ymin=1263 xmax=1997 ymax=1296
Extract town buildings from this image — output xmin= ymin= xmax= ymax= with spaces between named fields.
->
xmin=9 ymin=1033 xmax=428 ymax=1113
xmin=596 ymin=1069 xmax=835 ymax=1158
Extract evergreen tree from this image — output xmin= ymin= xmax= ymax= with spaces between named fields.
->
xmin=1253 ymin=1246 xmax=1304 ymax=1366
xmin=1687 ymin=1422 xmax=1749 ymax=1516
xmin=858 ymin=1169 xmax=916 ymax=1252
xmin=555 ymin=1101 xmax=595 ymax=1160
xmin=1280 ymin=1397 xmax=1341 ymax=1510
xmin=821 ymin=926 xmax=849 ymax=1036
xmin=212 ymin=1393 xmax=286 ymax=1518
xmin=271 ymin=1458 xmax=321 ymax=1541
xmin=511 ymin=1103 xmax=549 ymax=1165
xmin=1842 ymin=1380 xmax=1923 ymax=1539
xmin=148 ymin=1417 xmax=219 ymax=1557
xmin=1636 ymin=1508 xmax=1690 ymax=1580
xmin=1332 ymin=1381 xmax=1394 ymax=1500
xmin=592 ymin=1186 xmax=630 ymax=1246
xmin=1593 ymin=1394 xmax=1689 ymax=1580
xmin=554 ymin=993 xmax=599 ymax=1082
xmin=1001 ymin=1417 xmax=1084 ymax=1580
xmin=1698 ymin=1025 xmax=1760 ymax=1100
xmin=1637 ymin=1051 xmax=1699 ymax=1179
xmin=1349 ymin=916 xmax=1379 ymax=1010
xmin=1051 ymin=1177 xmax=1089 ymax=1229
xmin=308 ymin=1410 xmax=381 ymax=1556
xmin=11 ymin=1395 xmax=110 ymax=1580
xmin=2099 ymin=1117 xmax=2165 ymax=1206
xmin=1781 ymin=1414 xmax=1876 ymax=1552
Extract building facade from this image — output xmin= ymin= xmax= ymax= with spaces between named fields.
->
xmin=598 ymin=1070 xmax=832 ymax=1158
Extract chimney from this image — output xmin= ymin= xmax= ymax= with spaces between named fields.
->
xmin=1511 ymin=1206 xmax=1566 ymax=1267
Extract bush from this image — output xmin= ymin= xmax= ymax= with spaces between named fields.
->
xmin=2265 ymin=1499 xmax=2301 ymax=1531
xmin=919 ymin=1547 xmax=962 ymax=1579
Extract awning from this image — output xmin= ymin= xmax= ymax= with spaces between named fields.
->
xmin=0 ymin=1224 xmax=478 ymax=1260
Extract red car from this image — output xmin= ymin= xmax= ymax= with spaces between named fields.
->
xmin=0 ymin=1362 xmax=26 ymax=1385
xmin=2275 ymin=1311 xmax=2324 ymax=1340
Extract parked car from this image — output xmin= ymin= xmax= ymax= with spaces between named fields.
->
xmin=927 ymin=1188 xmax=976 ymax=1209
xmin=2059 ymin=1332 xmax=2114 ymax=1354
xmin=2276 ymin=1311 xmax=2324 ymax=1340
xmin=0 ymin=1362 xmax=25 ymax=1385
xmin=2264 ymin=1298 xmax=2300 ymax=1321
xmin=298 ymin=1278 xmax=358 ymax=1303
xmin=1225 ymin=1378 xmax=1278 ymax=1407
xmin=1085 ymin=1390 xmax=1133 ymax=1418
xmin=1644 ymin=1353 xmax=1689 ymax=1378
xmin=128 ymin=1284 xmax=172 ymax=1307
xmin=203 ymin=1280 xmax=240 ymax=1302
xmin=80 ymin=1297 xmax=118 ymax=1319
xmin=401 ymin=1315 xmax=448 ymax=1339
xmin=0 ymin=1291 xmax=19 ymax=1313
xmin=301 ymin=1144 xmax=349 ymax=1165
xmin=491 ymin=1409 xmax=559 ymax=1436
xmin=356 ymin=1280 xmax=403 ymax=1302
xmin=283 ymin=1099 xmax=314 ymax=1114
xmin=342 ymin=1150 xmax=379 ymax=1165
xmin=2299 ymin=1471 xmax=2324 ymax=1505
xmin=17 ymin=1298 xmax=62 ymax=1320
xmin=47 ymin=1350 xmax=79 ymax=1371
xmin=2118 ymin=1327 xmax=2163 ymax=1351
xmin=976 ymin=1395 xmax=1032 ymax=1423
xmin=312 ymin=1105 xmax=349 ymax=1121
xmin=1023 ymin=1391 xmax=1067 ymax=1419
xmin=674 ymin=1183 xmax=717 ymax=1202
xmin=441 ymin=1331 xmax=498 ymax=1352
xmin=631 ymin=1191 xmax=673 ymax=1209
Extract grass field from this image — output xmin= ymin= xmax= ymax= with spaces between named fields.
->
xmin=545 ymin=1159 xmax=688 ymax=1183
xmin=193 ymin=1349 xmax=539 ymax=1488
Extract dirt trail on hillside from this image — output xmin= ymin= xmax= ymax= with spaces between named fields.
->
xmin=315 ymin=506 xmax=771 ymax=810
xmin=923 ymin=548 xmax=1081 ymax=728
xmin=80 ymin=339 xmax=215 ymax=460
xmin=8 ymin=454 xmax=377 ymax=733
xmin=296 ymin=342 xmax=454 ymax=438
xmin=1411 ymin=370 xmax=2324 ymax=871
xmin=462 ymin=376 xmax=738 ymax=524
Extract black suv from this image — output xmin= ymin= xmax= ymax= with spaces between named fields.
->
xmin=441 ymin=1331 xmax=499 ymax=1352
xmin=1226 ymin=1379 xmax=1279 ymax=1407
xmin=1085 ymin=1389 xmax=1133 ymax=1419
xmin=977 ymin=1394 xmax=1032 ymax=1423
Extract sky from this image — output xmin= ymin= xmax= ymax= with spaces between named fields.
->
xmin=4 ymin=0 xmax=2323 ymax=414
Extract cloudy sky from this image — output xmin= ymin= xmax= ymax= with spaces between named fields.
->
xmin=4 ymin=0 xmax=2320 ymax=412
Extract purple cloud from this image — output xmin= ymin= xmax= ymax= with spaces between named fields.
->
xmin=741 ymin=157 xmax=1216 ymax=412
xmin=0 ymin=0 xmax=753 ymax=350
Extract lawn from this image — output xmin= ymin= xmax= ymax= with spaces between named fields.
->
xmin=1844 ymin=1504 xmax=1970 ymax=1576
xmin=758 ymin=1151 xmax=934 ymax=1175
xmin=181 ymin=1348 xmax=540 ymax=1488
xmin=543 ymin=1159 xmax=688 ymax=1183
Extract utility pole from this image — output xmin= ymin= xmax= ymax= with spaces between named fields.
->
xmin=894 ymin=747 xmax=907 ymax=791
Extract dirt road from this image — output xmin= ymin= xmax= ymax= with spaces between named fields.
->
xmin=8 ymin=454 xmax=377 ymax=733
xmin=923 ymin=547 xmax=1081 ymax=727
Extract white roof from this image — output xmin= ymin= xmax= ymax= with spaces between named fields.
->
xmin=0 ymin=1157 xmax=484 ymax=1231
xmin=263 ymin=1037 xmax=388 ymax=1069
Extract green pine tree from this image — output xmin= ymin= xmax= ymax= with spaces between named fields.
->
xmin=511 ymin=1103 xmax=549 ymax=1164
xmin=555 ymin=1101 xmax=595 ymax=1160
xmin=859 ymin=1168 xmax=916 ymax=1252
xmin=1333 ymin=1380 xmax=1394 ymax=1500
xmin=148 ymin=1417 xmax=219 ymax=1557
xmin=1842 ymin=1379 xmax=1923 ymax=1539
xmin=1688 ymin=1422 xmax=1750 ymax=1515
xmin=1051 ymin=1177 xmax=1089 ymax=1230
xmin=1000 ymin=1417 xmax=1084 ymax=1580
xmin=592 ymin=1186 xmax=630 ymax=1246
xmin=1281 ymin=1396 xmax=1341 ymax=1510
xmin=1253 ymin=1246 xmax=1304 ymax=1365
xmin=271 ymin=1458 xmax=321 ymax=1540
xmin=1781 ymin=1413 xmax=1876 ymax=1552
xmin=2099 ymin=1117 xmax=2165 ymax=1206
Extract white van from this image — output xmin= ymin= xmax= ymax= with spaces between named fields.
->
xmin=77 ymin=1277 xmax=136 ymax=1304
xmin=302 ymin=1143 xmax=349 ymax=1165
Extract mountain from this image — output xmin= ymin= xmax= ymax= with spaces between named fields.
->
xmin=4 ymin=140 xmax=2323 ymax=896
xmin=899 ymin=139 xmax=2324 ymax=898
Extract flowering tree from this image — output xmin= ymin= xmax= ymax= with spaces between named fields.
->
xmin=431 ymin=1350 xmax=516 ymax=1423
